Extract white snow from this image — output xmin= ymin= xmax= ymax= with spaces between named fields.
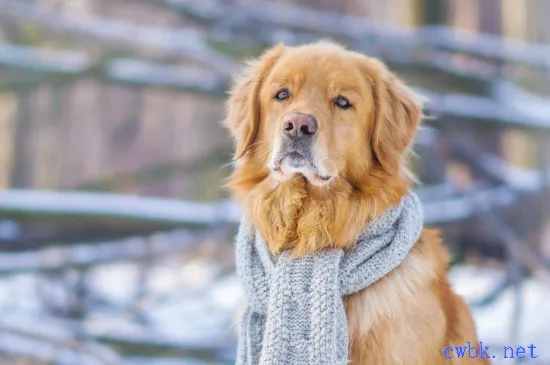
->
xmin=0 ymin=250 xmax=548 ymax=364
xmin=450 ymin=265 xmax=550 ymax=364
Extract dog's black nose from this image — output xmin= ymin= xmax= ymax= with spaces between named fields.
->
xmin=282 ymin=113 xmax=318 ymax=139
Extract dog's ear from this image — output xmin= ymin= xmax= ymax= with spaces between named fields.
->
xmin=225 ymin=44 xmax=285 ymax=160
xmin=357 ymin=57 xmax=423 ymax=175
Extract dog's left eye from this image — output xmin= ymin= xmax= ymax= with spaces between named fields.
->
xmin=334 ymin=96 xmax=352 ymax=109
xmin=274 ymin=89 xmax=290 ymax=101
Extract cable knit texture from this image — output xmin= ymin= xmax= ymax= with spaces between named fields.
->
xmin=236 ymin=192 xmax=423 ymax=365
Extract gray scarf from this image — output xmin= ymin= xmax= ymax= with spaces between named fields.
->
xmin=235 ymin=192 xmax=423 ymax=365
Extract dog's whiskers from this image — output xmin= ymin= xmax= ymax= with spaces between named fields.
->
xmin=241 ymin=140 xmax=266 ymax=155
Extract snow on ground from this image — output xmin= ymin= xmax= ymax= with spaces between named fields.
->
xmin=450 ymin=265 xmax=550 ymax=364
xmin=0 ymin=258 xmax=548 ymax=364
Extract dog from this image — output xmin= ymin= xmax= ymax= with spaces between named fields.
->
xmin=225 ymin=41 xmax=487 ymax=365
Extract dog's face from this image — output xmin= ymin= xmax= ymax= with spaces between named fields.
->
xmin=260 ymin=46 xmax=368 ymax=186
xmin=226 ymin=42 xmax=422 ymax=189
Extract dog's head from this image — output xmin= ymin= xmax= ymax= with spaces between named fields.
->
xmin=226 ymin=41 xmax=423 ymax=190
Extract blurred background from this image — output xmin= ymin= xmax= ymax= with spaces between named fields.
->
xmin=0 ymin=0 xmax=549 ymax=364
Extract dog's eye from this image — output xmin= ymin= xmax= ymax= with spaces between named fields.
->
xmin=334 ymin=96 xmax=352 ymax=109
xmin=274 ymin=89 xmax=290 ymax=101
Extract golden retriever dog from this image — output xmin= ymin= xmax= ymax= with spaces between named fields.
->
xmin=225 ymin=41 xmax=488 ymax=365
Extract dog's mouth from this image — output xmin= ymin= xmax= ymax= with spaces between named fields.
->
xmin=272 ymin=150 xmax=334 ymax=185
xmin=284 ymin=152 xmax=308 ymax=168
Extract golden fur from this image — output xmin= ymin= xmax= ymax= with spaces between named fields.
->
xmin=226 ymin=42 xmax=488 ymax=364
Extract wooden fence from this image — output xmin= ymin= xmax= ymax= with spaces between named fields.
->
xmin=0 ymin=0 xmax=549 ymax=363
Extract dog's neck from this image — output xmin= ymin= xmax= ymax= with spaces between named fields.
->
xmin=228 ymin=162 xmax=410 ymax=256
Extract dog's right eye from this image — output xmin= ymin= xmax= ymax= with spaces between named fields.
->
xmin=274 ymin=89 xmax=290 ymax=101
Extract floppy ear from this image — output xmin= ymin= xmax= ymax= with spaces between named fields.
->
xmin=225 ymin=44 xmax=285 ymax=160
xmin=361 ymin=58 xmax=423 ymax=175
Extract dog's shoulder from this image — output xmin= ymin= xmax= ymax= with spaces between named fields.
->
xmin=345 ymin=229 xmax=449 ymax=364
xmin=345 ymin=229 xmax=484 ymax=364
xmin=345 ymin=228 xmax=447 ymax=333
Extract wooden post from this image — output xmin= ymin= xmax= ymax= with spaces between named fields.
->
xmin=0 ymin=92 xmax=16 ymax=188
xmin=418 ymin=0 xmax=447 ymax=25
xmin=478 ymin=0 xmax=502 ymax=35
xmin=10 ymin=90 xmax=35 ymax=188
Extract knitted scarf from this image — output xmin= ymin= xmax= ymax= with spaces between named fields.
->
xmin=235 ymin=192 xmax=423 ymax=365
